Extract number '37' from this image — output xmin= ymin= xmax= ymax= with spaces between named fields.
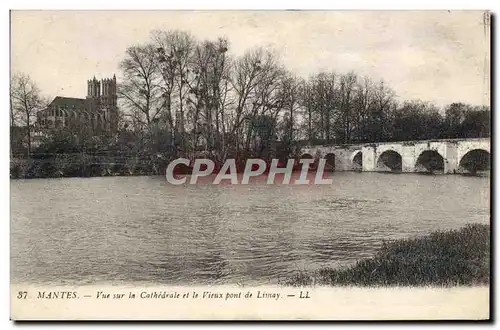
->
xmin=17 ymin=291 xmax=27 ymax=299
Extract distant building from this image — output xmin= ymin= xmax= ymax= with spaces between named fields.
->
xmin=36 ymin=75 xmax=118 ymax=134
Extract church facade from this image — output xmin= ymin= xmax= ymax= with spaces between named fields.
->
xmin=36 ymin=75 xmax=119 ymax=134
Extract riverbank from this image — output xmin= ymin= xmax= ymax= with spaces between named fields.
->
xmin=9 ymin=156 xmax=167 ymax=179
xmin=9 ymin=157 xmax=314 ymax=179
xmin=10 ymin=157 xmax=490 ymax=179
xmin=283 ymin=223 xmax=490 ymax=287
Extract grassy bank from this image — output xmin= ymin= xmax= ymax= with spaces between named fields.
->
xmin=284 ymin=223 xmax=490 ymax=287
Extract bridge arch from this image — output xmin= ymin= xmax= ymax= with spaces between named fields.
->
xmin=300 ymin=153 xmax=314 ymax=160
xmin=352 ymin=151 xmax=362 ymax=171
xmin=415 ymin=150 xmax=445 ymax=173
xmin=376 ymin=150 xmax=402 ymax=172
xmin=299 ymin=153 xmax=316 ymax=170
xmin=324 ymin=153 xmax=335 ymax=172
xmin=459 ymin=149 xmax=490 ymax=174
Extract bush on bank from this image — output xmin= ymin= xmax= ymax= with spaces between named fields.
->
xmin=284 ymin=223 xmax=490 ymax=287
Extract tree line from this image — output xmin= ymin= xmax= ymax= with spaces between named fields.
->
xmin=11 ymin=29 xmax=490 ymax=169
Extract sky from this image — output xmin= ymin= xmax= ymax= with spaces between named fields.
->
xmin=10 ymin=10 xmax=490 ymax=107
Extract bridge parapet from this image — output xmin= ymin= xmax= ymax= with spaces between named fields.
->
xmin=300 ymin=138 xmax=490 ymax=174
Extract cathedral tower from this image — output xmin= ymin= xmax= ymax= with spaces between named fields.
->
xmin=100 ymin=74 xmax=118 ymax=132
xmin=100 ymin=74 xmax=117 ymax=109
xmin=87 ymin=76 xmax=101 ymax=98
xmin=84 ymin=74 xmax=118 ymax=132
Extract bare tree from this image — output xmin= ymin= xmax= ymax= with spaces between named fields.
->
xmin=278 ymin=73 xmax=303 ymax=144
xmin=171 ymin=31 xmax=196 ymax=148
xmin=200 ymin=37 xmax=231 ymax=154
xmin=352 ymin=76 xmax=373 ymax=142
xmin=119 ymin=45 xmax=162 ymax=130
xmin=227 ymin=48 xmax=266 ymax=155
xmin=151 ymin=31 xmax=178 ymax=143
xmin=10 ymin=95 xmax=17 ymax=127
xmin=301 ymin=72 xmax=337 ymax=143
xmin=229 ymin=47 xmax=284 ymax=156
xmin=10 ymin=73 xmax=47 ymax=156
xmin=338 ymin=72 xmax=357 ymax=144
xmin=300 ymin=80 xmax=315 ymax=142
xmin=150 ymin=30 xmax=197 ymax=152
xmin=367 ymin=80 xmax=397 ymax=141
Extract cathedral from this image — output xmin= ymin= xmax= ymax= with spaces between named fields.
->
xmin=36 ymin=75 xmax=119 ymax=134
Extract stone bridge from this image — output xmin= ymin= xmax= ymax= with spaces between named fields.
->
xmin=300 ymin=138 xmax=490 ymax=174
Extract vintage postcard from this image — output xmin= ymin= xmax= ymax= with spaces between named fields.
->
xmin=10 ymin=10 xmax=490 ymax=320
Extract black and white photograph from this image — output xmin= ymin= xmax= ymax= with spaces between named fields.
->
xmin=9 ymin=10 xmax=491 ymax=320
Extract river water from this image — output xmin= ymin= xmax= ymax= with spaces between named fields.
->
xmin=11 ymin=173 xmax=490 ymax=286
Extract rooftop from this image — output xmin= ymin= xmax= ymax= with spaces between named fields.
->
xmin=48 ymin=96 xmax=86 ymax=109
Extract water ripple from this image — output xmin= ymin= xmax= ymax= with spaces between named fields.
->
xmin=10 ymin=173 xmax=490 ymax=285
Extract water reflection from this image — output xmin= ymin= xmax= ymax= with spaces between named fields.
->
xmin=11 ymin=173 xmax=490 ymax=285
